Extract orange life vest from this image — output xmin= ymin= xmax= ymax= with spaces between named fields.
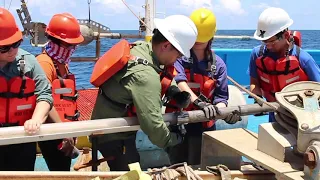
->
xmin=90 ymin=39 xmax=176 ymax=116
xmin=0 ymin=58 xmax=36 ymax=126
xmin=51 ymin=61 xmax=79 ymax=122
xmin=288 ymin=30 xmax=302 ymax=47
xmin=256 ymin=32 xmax=308 ymax=102
xmin=165 ymin=52 xmax=217 ymax=128
xmin=37 ymin=53 xmax=79 ymax=122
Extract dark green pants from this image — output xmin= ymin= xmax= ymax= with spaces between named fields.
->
xmin=167 ymin=123 xmax=215 ymax=165
xmin=38 ymin=139 xmax=72 ymax=171
xmin=97 ymin=136 xmax=140 ymax=171
xmin=0 ymin=142 xmax=36 ymax=171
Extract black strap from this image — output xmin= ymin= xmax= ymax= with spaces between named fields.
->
xmin=65 ymin=110 xmax=80 ymax=121
xmin=18 ymin=57 xmax=30 ymax=99
xmin=259 ymin=45 xmax=264 ymax=57
xmin=128 ymin=57 xmax=162 ymax=74
xmin=61 ymin=93 xmax=78 ymax=101
xmin=184 ymin=50 xmax=217 ymax=81
xmin=99 ymin=88 xmax=130 ymax=109
xmin=189 ymin=50 xmax=195 ymax=82
xmin=258 ymin=45 xmax=301 ymax=75
xmin=0 ymin=92 xmax=34 ymax=98
xmin=0 ymin=122 xmax=19 ymax=127
xmin=210 ymin=53 xmax=217 ymax=76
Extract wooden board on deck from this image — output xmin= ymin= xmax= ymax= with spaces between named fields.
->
xmin=0 ymin=170 xmax=275 ymax=180
xmin=203 ymin=128 xmax=305 ymax=180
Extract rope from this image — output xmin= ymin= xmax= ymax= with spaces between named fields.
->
xmin=147 ymin=162 xmax=203 ymax=180
xmin=121 ymin=0 xmax=152 ymax=31
xmin=227 ymin=75 xmax=295 ymax=118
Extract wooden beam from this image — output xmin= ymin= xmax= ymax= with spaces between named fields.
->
xmin=0 ymin=170 xmax=275 ymax=180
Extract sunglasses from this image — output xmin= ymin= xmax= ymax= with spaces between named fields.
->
xmin=0 ymin=40 xmax=22 ymax=53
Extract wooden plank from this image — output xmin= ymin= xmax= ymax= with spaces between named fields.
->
xmin=0 ymin=170 xmax=275 ymax=180
xmin=203 ymin=128 xmax=304 ymax=180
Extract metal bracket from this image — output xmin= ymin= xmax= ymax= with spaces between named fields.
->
xmin=77 ymin=19 xmax=110 ymax=33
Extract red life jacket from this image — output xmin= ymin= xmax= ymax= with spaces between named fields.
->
xmin=0 ymin=57 xmax=36 ymax=126
xmin=256 ymin=41 xmax=308 ymax=102
xmin=165 ymin=51 xmax=217 ymax=128
xmin=90 ymin=39 xmax=176 ymax=117
xmin=37 ymin=53 xmax=79 ymax=122
xmin=51 ymin=61 xmax=79 ymax=122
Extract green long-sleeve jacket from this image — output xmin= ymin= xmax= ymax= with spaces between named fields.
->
xmin=91 ymin=41 xmax=180 ymax=148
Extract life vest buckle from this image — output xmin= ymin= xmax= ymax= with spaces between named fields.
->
xmin=134 ymin=57 xmax=149 ymax=66
xmin=142 ymin=59 xmax=149 ymax=65
xmin=65 ymin=110 xmax=80 ymax=121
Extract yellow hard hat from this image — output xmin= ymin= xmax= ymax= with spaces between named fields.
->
xmin=190 ymin=8 xmax=217 ymax=43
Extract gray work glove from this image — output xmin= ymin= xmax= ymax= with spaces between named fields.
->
xmin=193 ymin=99 xmax=220 ymax=119
xmin=223 ymin=110 xmax=242 ymax=124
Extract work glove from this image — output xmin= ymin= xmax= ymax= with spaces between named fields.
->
xmin=193 ymin=99 xmax=220 ymax=119
xmin=223 ymin=110 xmax=242 ymax=124
xmin=165 ymin=85 xmax=191 ymax=109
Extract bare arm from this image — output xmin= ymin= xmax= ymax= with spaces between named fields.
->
xmin=24 ymin=101 xmax=51 ymax=134
xmin=250 ymin=76 xmax=262 ymax=96
xmin=47 ymin=107 xmax=63 ymax=123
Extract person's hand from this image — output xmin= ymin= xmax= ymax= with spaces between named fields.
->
xmin=59 ymin=137 xmax=79 ymax=159
xmin=24 ymin=119 xmax=42 ymax=134
xmin=194 ymin=99 xmax=220 ymax=119
xmin=223 ymin=110 xmax=242 ymax=124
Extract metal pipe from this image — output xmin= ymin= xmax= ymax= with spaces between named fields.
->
xmin=93 ymin=32 xmax=144 ymax=39
xmin=93 ymin=32 xmax=252 ymax=40
xmin=0 ymin=103 xmax=279 ymax=146
xmin=70 ymin=57 xmax=98 ymax=62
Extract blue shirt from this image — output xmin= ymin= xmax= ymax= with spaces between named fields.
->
xmin=174 ymin=50 xmax=229 ymax=105
xmin=247 ymin=45 xmax=320 ymax=122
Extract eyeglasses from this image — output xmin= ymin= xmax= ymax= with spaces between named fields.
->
xmin=262 ymin=37 xmax=282 ymax=46
xmin=0 ymin=40 xmax=22 ymax=53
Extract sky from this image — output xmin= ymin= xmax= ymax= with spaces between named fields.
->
xmin=1 ymin=0 xmax=319 ymax=31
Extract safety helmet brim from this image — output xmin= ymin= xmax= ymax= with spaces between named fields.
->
xmin=0 ymin=30 xmax=22 ymax=46
xmin=47 ymin=32 xmax=84 ymax=45
xmin=253 ymin=19 xmax=293 ymax=41
xmin=154 ymin=18 xmax=190 ymax=58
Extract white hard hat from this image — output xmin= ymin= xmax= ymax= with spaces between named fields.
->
xmin=154 ymin=15 xmax=197 ymax=58
xmin=254 ymin=7 xmax=293 ymax=41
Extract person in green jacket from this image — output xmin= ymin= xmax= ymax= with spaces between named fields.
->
xmin=90 ymin=15 xmax=200 ymax=171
